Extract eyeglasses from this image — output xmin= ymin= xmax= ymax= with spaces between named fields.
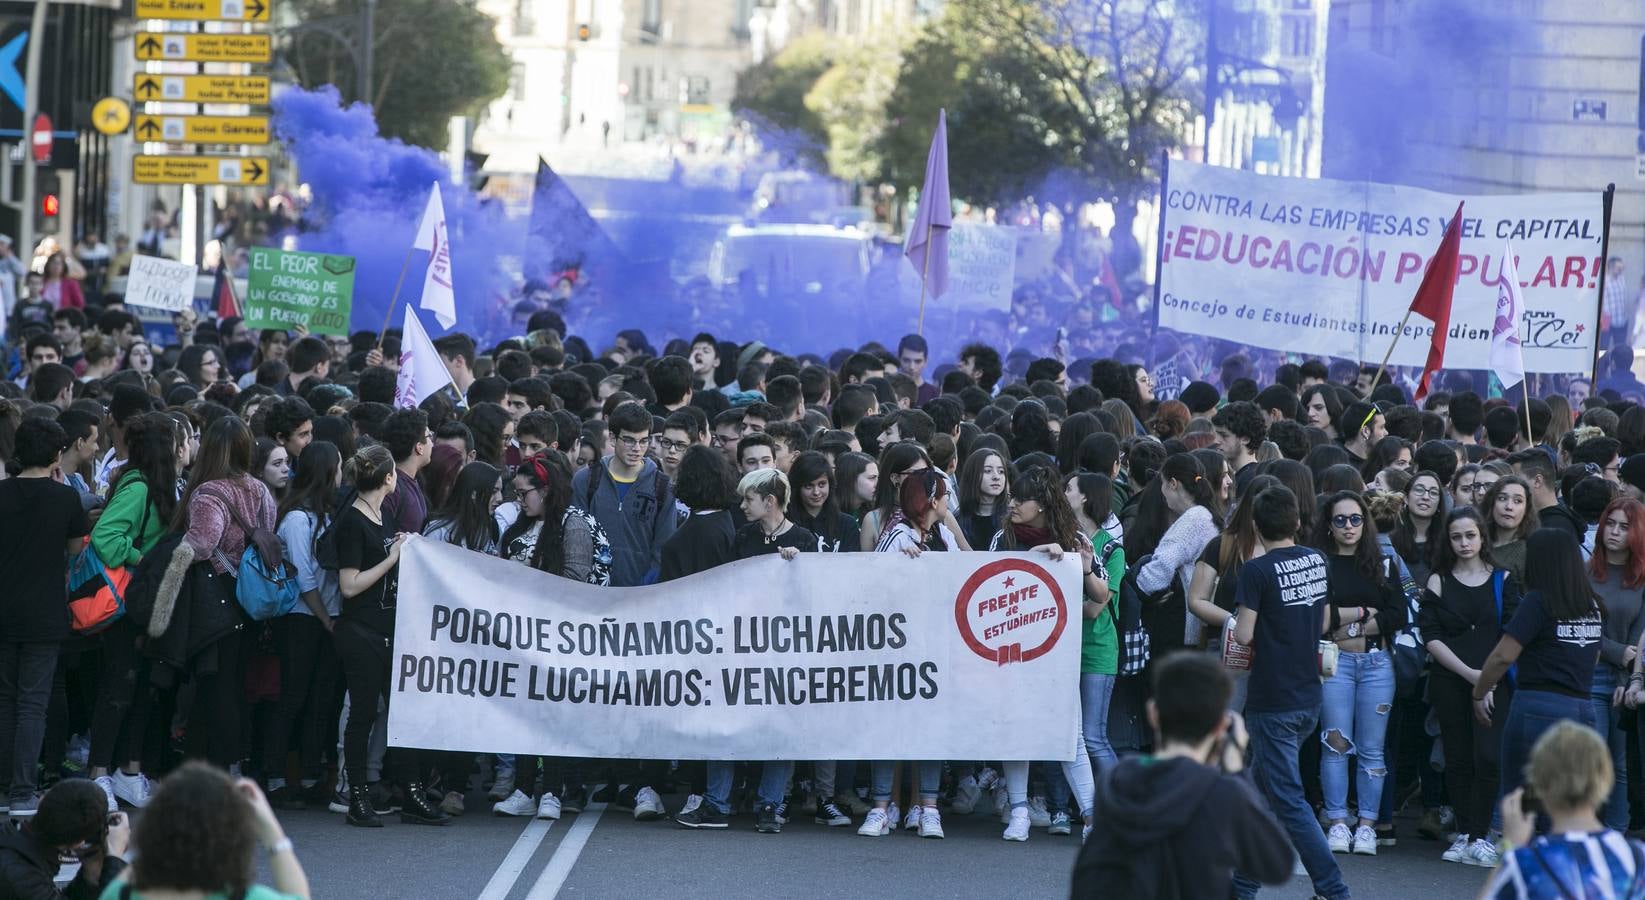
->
xmin=1331 ymin=514 xmax=1365 ymax=529
xmin=1466 ymin=482 xmax=1493 ymax=494
xmin=712 ymin=433 xmax=738 ymax=447
xmin=1409 ymin=486 xmax=1441 ymax=499
xmin=615 ymin=434 xmax=651 ymax=450
xmin=657 ymin=438 xmax=690 ymax=454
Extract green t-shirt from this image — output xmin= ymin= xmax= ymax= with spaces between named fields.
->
xmin=1081 ymin=527 xmax=1125 ymax=675
xmin=101 ymin=882 xmax=302 ymax=900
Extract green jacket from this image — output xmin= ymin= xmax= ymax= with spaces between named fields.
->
xmin=90 ymin=476 xmax=168 ymax=567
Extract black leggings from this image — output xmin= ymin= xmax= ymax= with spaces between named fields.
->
xmin=1430 ymin=672 xmax=1504 ymax=839
xmin=88 ymin=620 xmax=159 ymax=772
xmin=260 ymin=614 xmax=339 ymax=782
xmin=335 ymin=618 xmax=420 ymax=786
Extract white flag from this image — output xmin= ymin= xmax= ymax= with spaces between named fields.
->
xmin=411 ymin=182 xmax=456 ymax=329
xmin=1492 ymin=240 xmax=1527 ymax=391
xmin=395 ymin=306 xmax=456 ymax=409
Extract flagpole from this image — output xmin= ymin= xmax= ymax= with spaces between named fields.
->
xmin=375 ymin=247 xmax=417 ymax=351
xmin=1370 ymin=307 xmax=1416 ymax=392
xmin=1522 ymin=378 xmax=1535 ymax=447
xmin=226 ymin=269 xmax=242 ymax=318
xmin=916 ymin=221 xmax=933 ymax=336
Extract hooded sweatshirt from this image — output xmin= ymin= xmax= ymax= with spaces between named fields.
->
xmin=1073 ymin=755 xmax=1293 ymax=900
xmin=570 ymin=455 xmax=678 ymax=586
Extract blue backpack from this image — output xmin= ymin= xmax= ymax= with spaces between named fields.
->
xmin=223 ymin=497 xmax=299 ymax=620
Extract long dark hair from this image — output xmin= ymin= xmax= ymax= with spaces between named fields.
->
xmin=873 ymin=442 xmax=932 ymax=521
xmin=834 ymin=451 xmax=877 ymax=516
xmin=463 ymin=402 xmax=512 ymax=467
xmin=429 ymin=462 xmax=502 ymax=552
xmin=1311 ymin=490 xmax=1385 ymax=586
xmin=175 ymin=415 xmax=253 ymax=530
xmin=996 ymin=465 xmax=1081 ymax=551
xmin=1391 ymin=469 xmax=1446 ymax=563
xmin=278 ymin=441 xmax=341 ymax=544
xmin=1219 ymin=474 xmax=1280 ymax=574
xmin=1483 ymin=474 xmax=1539 ymax=544
xmin=1127 ymin=453 xmax=1216 ymax=559
xmin=1432 ymin=507 xmax=1497 ymax=576
xmin=1067 ymin=471 xmax=1113 ymax=529
xmin=502 ymin=450 xmax=573 ymax=576
xmin=1260 ymin=458 xmax=1316 ymax=539
xmin=787 ymin=450 xmax=842 ymax=543
xmin=958 ymin=447 xmax=1011 ymax=517
xmin=111 ymin=412 xmax=179 ymax=529
xmin=176 ymin=344 xmax=220 ymax=389
xmin=1055 ymin=412 xmax=1102 ymax=475
xmin=1525 ymin=527 xmax=1602 ymax=620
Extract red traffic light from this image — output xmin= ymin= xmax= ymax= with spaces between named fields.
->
xmin=41 ymin=194 xmax=58 ymax=217
xmin=576 ymin=23 xmax=590 ymax=40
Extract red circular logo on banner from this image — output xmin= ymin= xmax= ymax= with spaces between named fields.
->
xmin=953 ymin=558 xmax=1068 ymax=664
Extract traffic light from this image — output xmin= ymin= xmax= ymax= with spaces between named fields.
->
xmin=576 ymin=23 xmax=590 ymax=40
xmin=41 ymin=194 xmax=57 ymax=217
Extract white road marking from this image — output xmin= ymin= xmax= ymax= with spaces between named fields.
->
xmin=523 ymin=802 xmax=607 ymax=899
xmin=475 ymin=816 xmax=556 ymax=900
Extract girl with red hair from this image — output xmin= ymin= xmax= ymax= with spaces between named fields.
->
xmin=1595 ymin=498 xmax=1645 ymax=830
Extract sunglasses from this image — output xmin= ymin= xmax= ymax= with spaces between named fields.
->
xmin=1331 ymin=514 xmax=1365 ymax=529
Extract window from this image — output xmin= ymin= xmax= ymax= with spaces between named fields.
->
xmin=510 ymin=63 xmax=527 ymax=101
xmin=642 ymin=0 xmax=662 ymax=35
xmin=512 ymin=0 xmax=534 ymax=35
xmin=687 ymin=76 xmax=709 ymax=105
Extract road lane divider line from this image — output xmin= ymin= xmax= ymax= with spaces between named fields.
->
xmin=523 ymin=802 xmax=607 ymax=899
xmin=476 ymin=816 xmax=556 ymax=900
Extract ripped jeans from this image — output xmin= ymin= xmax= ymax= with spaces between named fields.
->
xmin=1319 ymin=648 xmax=1395 ymax=823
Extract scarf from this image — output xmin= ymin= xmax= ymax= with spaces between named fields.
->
xmin=1009 ymin=523 xmax=1054 ymax=549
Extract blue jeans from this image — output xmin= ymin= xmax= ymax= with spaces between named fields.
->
xmin=1080 ymin=673 xmax=1118 ymax=771
xmin=1589 ymin=666 xmax=1628 ymax=830
xmin=1320 ymin=649 xmax=1395 ymax=823
xmin=1234 ymin=707 xmax=1350 ymax=900
xmin=1501 ymin=689 xmax=1594 ymax=800
xmin=705 ymin=760 xmax=793 ymax=815
xmin=869 ymin=761 xmax=940 ymax=802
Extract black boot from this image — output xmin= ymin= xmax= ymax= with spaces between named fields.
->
xmin=400 ymin=781 xmax=451 ymax=826
xmin=346 ymin=783 xmax=381 ymax=828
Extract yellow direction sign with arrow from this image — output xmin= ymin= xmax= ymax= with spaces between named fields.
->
xmin=133 ymin=0 xmax=270 ymax=21
xmin=134 ymin=32 xmax=271 ymax=63
xmin=133 ymin=74 xmax=269 ymax=104
xmin=91 ymin=98 xmax=131 ymax=136
xmin=134 ymin=114 xmax=270 ymax=144
xmin=133 ymin=156 xmax=269 ymax=186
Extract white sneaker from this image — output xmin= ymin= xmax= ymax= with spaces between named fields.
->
xmin=976 ymin=766 xmax=1000 ymax=790
xmin=633 ymin=786 xmax=666 ymax=821
xmin=1027 ymin=796 xmax=1052 ymax=828
xmin=1082 ymin=823 xmax=1092 ymax=843
xmin=1352 ymin=824 xmax=1378 ymax=856
xmin=487 ymin=772 xmax=516 ymax=801
xmin=536 ymin=792 xmax=561 ymax=820
xmin=951 ymin=775 xmax=980 ymax=815
xmin=1442 ymin=834 xmax=1473 ymax=863
xmin=92 ymin=775 xmax=117 ymax=813
xmin=1003 ymin=807 xmax=1031 ymax=842
xmin=1466 ymin=838 xmax=1501 ymax=868
xmin=1327 ymin=823 xmax=1352 ymax=853
xmin=918 ymin=806 xmax=944 ymax=839
xmin=887 ymin=802 xmax=901 ymax=831
xmin=902 ymin=805 xmax=921 ymax=832
xmin=857 ymin=808 xmax=890 ymax=837
xmin=679 ymin=794 xmax=703 ymax=817
xmin=492 ymin=790 xmax=536 ymax=816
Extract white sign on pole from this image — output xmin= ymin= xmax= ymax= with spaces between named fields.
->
xmin=1156 ymin=161 xmax=1604 ymax=374
xmin=388 ymin=538 xmax=1081 ymax=761
xmin=123 ymin=256 xmax=198 ymax=311
xmin=945 ymin=224 xmax=1018 ymax=311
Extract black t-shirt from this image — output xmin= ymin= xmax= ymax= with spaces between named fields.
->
xmin=1232 ymin=462 xmax=1259 ymax=498
xmin=1324 ymin=554 xmax=1405 ymax=651
xmin=1236 ymin=545 xmax=1329 ymax=714
xmin=1537 ymin=503 xmax=1584 ymax=540
xmin=1199 ymin=536 xmax=1240 ymax=613
xmin=660 ymin=510 xmax=738 ymax=581
xmin=1418 ymin=571 xmax=1518 ymax=674
xmin=1504 ymin=588 xmax=1602 ymax=699
xmin=334 ymin=504 xmax=398 ymax=634
xmin=793 ymin=508 xmax=861 ymax=553
xmin=0 ymin=477 xmax=89 ymax=642
xmin=734 ymin=521 xmax=820 ymax=559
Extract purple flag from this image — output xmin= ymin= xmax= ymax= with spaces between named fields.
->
xmin=904 ymin=109 xmax=951 ymax=298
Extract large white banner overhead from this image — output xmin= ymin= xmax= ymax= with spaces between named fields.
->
xmin=387 ymin=538 xmax=1082 ymax=762
xmin=1156 ymin=161 xmax=1605 ymax=374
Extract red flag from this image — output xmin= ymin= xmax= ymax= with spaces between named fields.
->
xmin=1411 ymin=202 xmax=1465 ymax=401
xmin=213 ymin=266 xmax=239 ymax=320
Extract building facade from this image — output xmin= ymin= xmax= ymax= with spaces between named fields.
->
xmin=1199 ymin=0 xmax=1329 ymax=178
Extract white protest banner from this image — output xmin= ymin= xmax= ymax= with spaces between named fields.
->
xmin=946 ymin=223 xmax=1018 ymax=310
xmin=1157 ymin=161 xmax=1604 ymax=374
xmin=123 ymin=256 xmax=198 ymax=311
xmin=388 ymin=537 xmax=1081 ymax=761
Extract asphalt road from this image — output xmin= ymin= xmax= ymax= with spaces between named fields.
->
xmin=237 ymin=786 xmax=1495 ymax=899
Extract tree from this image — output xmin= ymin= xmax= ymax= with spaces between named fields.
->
xmin=731 ymin=32 xmax=840 ymax=166
xmin=286 ymin=0 xmax=510 ymax=149
xmin=803 ymin=35 xmax=902 ymax=185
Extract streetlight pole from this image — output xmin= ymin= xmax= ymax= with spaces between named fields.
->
xmin=359 ymin=0 xmax=374 ymax=105
xmin=18 ymin=0 xmax=47 ymax=258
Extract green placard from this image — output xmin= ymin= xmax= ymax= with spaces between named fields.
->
xmin=244 ymin=247 xmax=355 ymax=335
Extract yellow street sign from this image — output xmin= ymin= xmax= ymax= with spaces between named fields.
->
xmin=133 ymin=156 xmax=269 ymax=186
xmin=135 ymin=114 xmax=270 ymax=144
xmin=134 ymin=32 xmax=271 ymax=63
xmin=91 ymin=97 xmax=131 ymax=136
xmin=133 ymin=74 xmax=269 ymax=104
xmin=133 ymin=0 xmax=270 ymax=21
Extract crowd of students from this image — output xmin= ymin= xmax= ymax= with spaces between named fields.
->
xmin=5 ymin=301 xmax=1645 ymax=896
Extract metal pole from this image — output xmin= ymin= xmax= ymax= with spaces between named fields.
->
xmin=359 ymin=0 xmax=375 ymax=105
xmin=1203 ymin=0 xmax=1219 ymax=162
xmin=1591 ymin=183 xmax=1617 ymax=383
xmin=18 ymin=0 xmax=48 ymax=260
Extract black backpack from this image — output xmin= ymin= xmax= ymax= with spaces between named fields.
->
xmin=314 ymin=487 xmax=357 ymax=572
xmin=1116 ymin=553 xmax=1187 ymax=676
